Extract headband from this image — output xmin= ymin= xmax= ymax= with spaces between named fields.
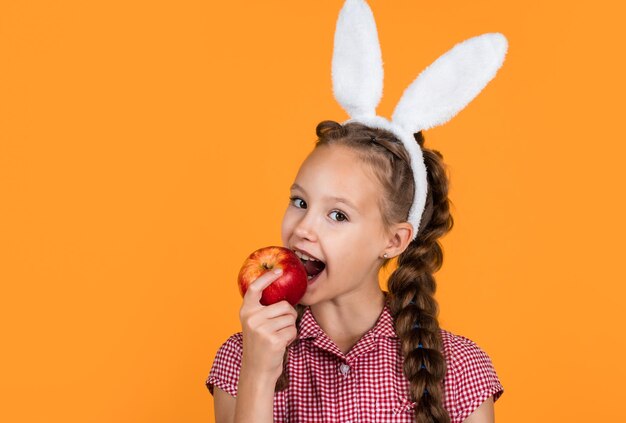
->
xmin=331 ymin=0 xmax=508 ymax=241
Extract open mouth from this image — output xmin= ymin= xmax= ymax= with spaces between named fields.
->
xmin=292 ymin=249 xmax=326 ymax=281
xmin=302 ymin=259 xmax=325 ymax=281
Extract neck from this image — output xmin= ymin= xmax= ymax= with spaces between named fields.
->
xmin=309 ymin=288 xmax=387 ymax=351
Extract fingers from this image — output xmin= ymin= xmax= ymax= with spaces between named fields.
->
xmin=260 ymin=299 xmax=297 ymax=320
xmin=243 ymin=267 xmax=283 ymax=307
xmin=278 ymin=324 xmax=298 ymax=347
xmin=240 ymin=268 xmax=299 ymax=335
xmin=260 ymin=314 xmax=297 ymax=333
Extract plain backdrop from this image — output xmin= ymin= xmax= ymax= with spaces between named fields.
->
xmin=1 ymin=0 xmax=625 ymax=421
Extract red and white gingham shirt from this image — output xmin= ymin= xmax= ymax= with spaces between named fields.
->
xmin=206 ymin=304 xmax=504 ymax=422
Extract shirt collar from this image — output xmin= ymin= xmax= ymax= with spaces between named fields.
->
xmin=297 ymin=302 xmax=398 ymax=340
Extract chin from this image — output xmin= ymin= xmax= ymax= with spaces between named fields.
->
xmin=296 ymin=291 xmax=313 ymax=306
xmin=298 ymin=288 xmax=324 ymax=307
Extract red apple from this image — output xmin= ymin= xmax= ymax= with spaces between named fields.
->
xmin=237 ymin=246 xmax=308 ymax=306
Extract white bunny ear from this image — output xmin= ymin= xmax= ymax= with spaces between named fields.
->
xmin=332 ymin=0 xmax=383 ymax=119
xmin=391 ymin=32 xmax=508 ymax=133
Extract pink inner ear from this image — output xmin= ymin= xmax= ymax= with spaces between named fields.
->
xmin=302 ymin=259 xmax=325 ymax=276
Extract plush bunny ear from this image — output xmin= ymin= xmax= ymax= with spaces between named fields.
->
xmin=332 ymin=0 xmax=383 ymax=119
xmin=391 ymin=32 xmax=508 ymax=133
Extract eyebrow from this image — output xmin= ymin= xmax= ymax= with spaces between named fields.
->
xmin=290 ymin=183 xmax=359 ymax=211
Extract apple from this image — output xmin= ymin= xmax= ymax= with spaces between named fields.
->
xmin=237 ymin=246 xmax=308 ymax=306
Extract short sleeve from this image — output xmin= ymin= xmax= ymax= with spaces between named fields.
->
xmin=205 ymin=332 xmax=243 ymax=397
xmin=452 ymin=335 xmax=504 ymax=422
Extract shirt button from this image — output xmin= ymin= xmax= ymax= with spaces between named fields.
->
xmin=339 ymin=363 xmax=350 ymax=375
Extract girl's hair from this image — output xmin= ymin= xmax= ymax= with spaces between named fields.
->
xmin=275 ymin=119 xmax=454 ymax=423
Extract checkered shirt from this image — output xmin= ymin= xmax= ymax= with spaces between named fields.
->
xmin=206 ymin=304 xmax=504 ymax=422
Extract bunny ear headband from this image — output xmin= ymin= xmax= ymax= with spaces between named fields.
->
xmin=331 ymin=0 xmax=508 ymax=241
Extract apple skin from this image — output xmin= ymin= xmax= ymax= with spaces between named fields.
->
xmin=237 ymin=246 xmax=308 ymax=306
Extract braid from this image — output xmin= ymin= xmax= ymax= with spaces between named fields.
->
xmin=387 ymin=133 xmax=454 ymax=422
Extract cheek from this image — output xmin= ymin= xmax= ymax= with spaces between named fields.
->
xmin=343 ymin=233 xmax=380 ymax=268
xmin=280 ymin=210 xmax=295 ymax=241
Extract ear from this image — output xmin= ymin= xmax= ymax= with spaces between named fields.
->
xmin=332 ymin=0 xmax=384 ymax=119
xmin=391 ymin=32 xmax=508 ymax=134
xmin=384 ymin=222 xmax=414 ymax=257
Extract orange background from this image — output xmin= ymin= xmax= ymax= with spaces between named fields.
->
xmin=1 ymin=0 xmax=624 ymax=421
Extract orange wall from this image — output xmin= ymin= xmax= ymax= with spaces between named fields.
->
xmin=1 ymin=0 xmax=624 ymax=421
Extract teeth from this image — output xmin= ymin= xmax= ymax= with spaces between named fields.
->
xmin=294 ymin=249 xmax=317 ymax=262
xmin=307 ymin=275 xmax=313 ymax=280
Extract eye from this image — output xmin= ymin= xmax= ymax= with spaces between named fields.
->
xmin=330 ymin=210 xmax=348 ymax=222
xmin=290 ymin=196 xmax=349 ymax=223
xmin=289 ymin=196 xmax=306 ymax=208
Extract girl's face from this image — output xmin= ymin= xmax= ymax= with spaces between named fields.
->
xmin=281 ymin=144 xmax=390 ymax=306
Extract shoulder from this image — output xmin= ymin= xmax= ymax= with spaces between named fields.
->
xmin=221 ymin=332 xmax=244 ymax=351
xmin=440 ymin=329 xmax=494 ymax=370
xmin=440 ymin=328 xmax=504 ymax=422
xmin=205 ymin=332 xmax=244 ymax=397
xmin=213 ymin=332 xmax=244 ymax=364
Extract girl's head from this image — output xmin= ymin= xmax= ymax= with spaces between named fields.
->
xmin=281 ymin=120 xmax=414 ymax=305
xmin=278 ymin=119 xmax=455 ymax=422
xmin=281 ymin=119 xmax=437 ymax=305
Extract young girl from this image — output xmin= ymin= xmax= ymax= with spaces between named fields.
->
xmin=206 ymin=121 xmax=504 ymax=423
xmin=206 ymin=2 xmax=506 ymax=422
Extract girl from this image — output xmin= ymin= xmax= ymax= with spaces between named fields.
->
xmin=207 ymin=121 xmax=504 ymax=423
xmin=206 ymin=1 xmax=506 ymax=422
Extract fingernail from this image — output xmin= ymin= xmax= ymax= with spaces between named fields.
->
xmin=273 ymin=268 xmax=283 ymax=275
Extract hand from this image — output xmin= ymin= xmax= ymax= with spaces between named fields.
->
xmin=239 ymin=268 xmax=298 ymax=381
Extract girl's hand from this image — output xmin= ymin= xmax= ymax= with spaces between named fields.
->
xmin=239 ymin=268 xmax=298 ymax=381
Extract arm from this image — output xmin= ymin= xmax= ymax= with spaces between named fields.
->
xmin=462 ymin=396 xmax=494 ymax=423
xmin=213 ymin=387 xmax=236 ymax=423
xmin=232 ymin=361 xmax=276 ymax=423
xmin=211 ymin=271 xmax=296 ymax=422
xmin=212 ymin=361 xmax=277 ymax=423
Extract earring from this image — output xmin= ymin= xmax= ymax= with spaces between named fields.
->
xmin=383 ymin=253 xmax=388 ymax=258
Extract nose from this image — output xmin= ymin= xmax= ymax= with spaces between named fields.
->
xmin=293 ymin=212 xmax=318 ymax=242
